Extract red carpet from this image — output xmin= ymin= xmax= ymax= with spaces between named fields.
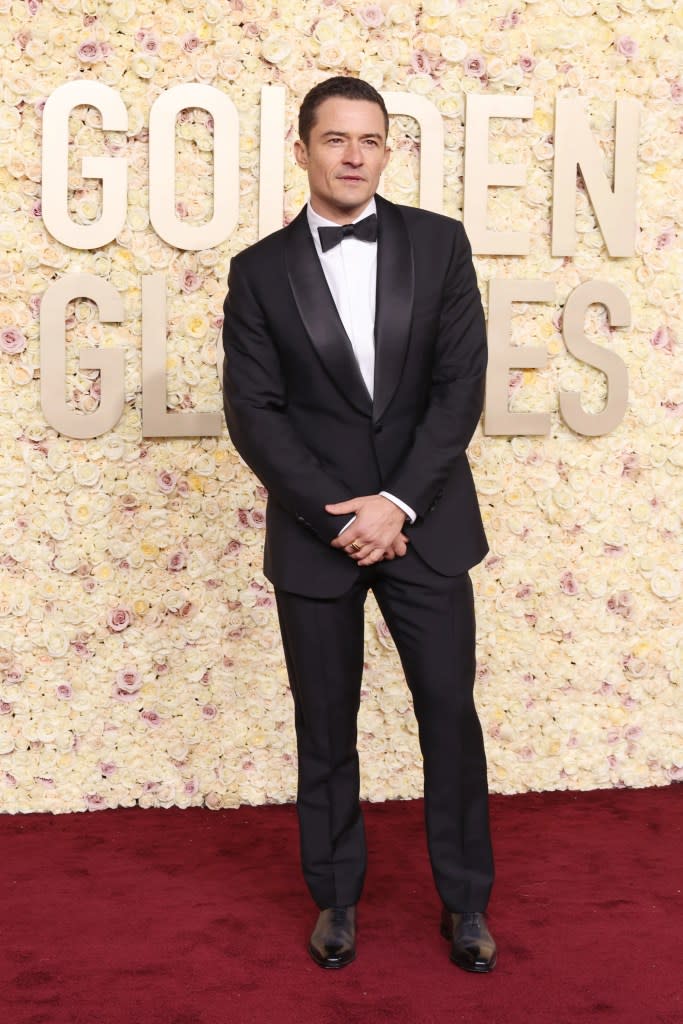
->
xmin=0 ymin=786 xmax=680 ymax=1024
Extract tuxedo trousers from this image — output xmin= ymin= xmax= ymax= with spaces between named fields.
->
xmin=274 ymin=545 xmax=494 ymax=913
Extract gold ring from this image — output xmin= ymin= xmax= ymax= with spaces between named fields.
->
xmin=351 ymin=540 xmax=362 ymax=551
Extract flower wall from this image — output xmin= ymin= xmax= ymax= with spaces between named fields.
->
xmin=0 ymin=0 xmax=681 ymax=813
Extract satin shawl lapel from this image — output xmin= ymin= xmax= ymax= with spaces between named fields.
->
xmin=285 ymin=207 xmax=372 ymax=416
xmin=373 ymin=195 xmax=415 ymax=424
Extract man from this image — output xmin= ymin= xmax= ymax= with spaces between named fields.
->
xmin=222 ymin=76 xmax=496 ymax=973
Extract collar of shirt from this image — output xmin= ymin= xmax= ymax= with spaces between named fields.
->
xmin=306 ymin=198 xmax=377 ymax=255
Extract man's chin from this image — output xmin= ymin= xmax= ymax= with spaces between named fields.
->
xmin=331 ymin=190 xmax=373 ymax=214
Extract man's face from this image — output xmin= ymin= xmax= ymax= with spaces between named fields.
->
xmin=294 ymin=97 xmax=391 ymax=224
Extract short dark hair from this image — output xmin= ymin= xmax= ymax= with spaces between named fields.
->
xmin=298 ymin=76 xmax=389 ymax=146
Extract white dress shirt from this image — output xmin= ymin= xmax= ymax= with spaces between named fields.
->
xmin=306 ymin=199 xmax=416 ymax=534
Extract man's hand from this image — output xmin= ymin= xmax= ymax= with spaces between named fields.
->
xmin=381 ymin=532 xmax=410 ymax=561
xmin=326 ymin=495 xmax=409 ymax=566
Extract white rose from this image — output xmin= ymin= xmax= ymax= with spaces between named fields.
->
xmin=43 ymin=629 xmax=70 ymax=658
xmin=441 ymin=36 xmax=468 ymax=63
xmin=261 ymin=36 xmax=292 ymax=64
xmin=650 ymin=570 xmax=681 ymax=601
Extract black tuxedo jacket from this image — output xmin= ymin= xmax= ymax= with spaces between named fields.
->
xmin=222 ymin=194 xmax=489 ymax=598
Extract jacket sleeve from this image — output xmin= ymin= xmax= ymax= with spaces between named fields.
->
xmin=222 ymin=256 xmax=354 ymax=543
xmin=382 ymin=222 xmax=487 ymax=519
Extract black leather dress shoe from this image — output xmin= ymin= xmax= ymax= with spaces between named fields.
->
xmin=308 ymin=906 xmax=356 ymax=969
xmin=440 ymin=907 xmax=497 ymax=973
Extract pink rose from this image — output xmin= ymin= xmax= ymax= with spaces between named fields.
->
xmin=85 ymin=794 xmax=106 ymax=810
xmin=607 ymin=592 xmax=633 ymax=619
xmin=411 ymin=50 xmax=432 ymax=75
xmin=357 ymin=4 xmax=385 ymax=29
xmin=26 ymin=0 xmax=41 ymax=15
xmin=238 ymin=508 xmax=265 ymax=528
xmin=202 ymin=704 xmax=218 ymax=719
xmin=0 ymin=327 xmax=27 ymax=355
xmin=559 ymin=571 xmax=579 ymax=596
xmin=157 ymin=470 xmax=178 ymax=494
xmin=655 ymin=228 xmax=675 ymax=249
xmin=247 ymin=508 xmax=266 ymax=528
xmin=180 ymin=269 xmax=202 ymax=293
xmin=670 ymin=81 xmax=683 ymax=103
xmin=615 ymin=36 xmax=638 ymax=60
xmin=5 ymin=666 xmax=24 ymax=685
xmin=0 ymin=701 xmax=13 ymax=715
xmin=182 ymin=33 xmax=202 ymax=53
xmin=519 ymin=52 xmax=536 ymax=74
xmin=77 ymin=41 xmax=102 ymax=63
xmin=56 ymin=684 xmax=73 ymax=700
xmin=497 ymin=9 xmax=521 ymax=29
xmin=140 ymin=33 xmax=160 ymax=55
xmin=650 ymin=326 xmax=675 ymax=353
xmin=107 ymin=607 xmax=132 ymax=632
xmin=508 ymin=370 xmax=523 ymax=394
xmin=100 ymin=762 xmax=117 ymax=776
xmin=167 ymin=550 xmax=187 ymax=572
xmin=464 ymin=53 xmax=486 ymax=78
xmin=115 ymin=667 xmax=142 ymax=693
xmin=140 ymin=710 xmax=162 ymax=726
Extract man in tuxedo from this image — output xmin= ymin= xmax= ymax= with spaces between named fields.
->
xmin=222 ymin=76 xmax=496 ymax=973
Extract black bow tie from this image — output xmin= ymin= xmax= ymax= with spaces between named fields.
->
xmin=317 ymin=213 xmax=378 ymax=253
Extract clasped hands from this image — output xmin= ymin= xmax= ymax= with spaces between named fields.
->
xmin=326 ymin=495 xmax=409 ymax=567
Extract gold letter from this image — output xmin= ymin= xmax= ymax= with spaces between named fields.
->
xmin=560 ymin=281 xmax=630 ymax=436
xmin=552 ymin=98 xmax=639 ymax=257
xmin=483 ymin=279 xmax=555 ymax=436
xmin=142 ymin=274 xmax=223 ymax=437
xmin=41 ymin=82 xmax=127 ymax=249
xmin=464 ymin=94 xmax=534 ymax=255
xmin=149 ymin=84 xmax=239 ymax=250
xmin=40 ymin=274 xmax=125 ymax=438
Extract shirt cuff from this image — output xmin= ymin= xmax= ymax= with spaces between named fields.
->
xmin=337 ymin=515 xmax=356 ymax=536
xmin=380 ymin=491 xmax=416 ymax=524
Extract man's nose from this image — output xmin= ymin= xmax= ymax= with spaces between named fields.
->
xmin=343 ymin=141 xmax=363 ymax=165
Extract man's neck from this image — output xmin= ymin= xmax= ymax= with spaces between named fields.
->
xmin=307 ymin=197 xmax=376 ymax=226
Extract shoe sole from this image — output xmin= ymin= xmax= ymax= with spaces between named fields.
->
xmin=450 ymin=952 xmax=497 ymax=973
xmin=308 ymin=944 xmax=356 ymax=969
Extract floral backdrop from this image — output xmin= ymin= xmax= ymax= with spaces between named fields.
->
xmin=0 ymin=0 xmax=681 ymax=814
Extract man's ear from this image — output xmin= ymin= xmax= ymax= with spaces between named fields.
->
xmin=381 ymin=145 xmax=392 ymax=173
xmin=293 ymin=139 xmax=308 ymax=170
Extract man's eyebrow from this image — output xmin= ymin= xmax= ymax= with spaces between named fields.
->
xmin=319 ymin=130 xmax=384 ymax=139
